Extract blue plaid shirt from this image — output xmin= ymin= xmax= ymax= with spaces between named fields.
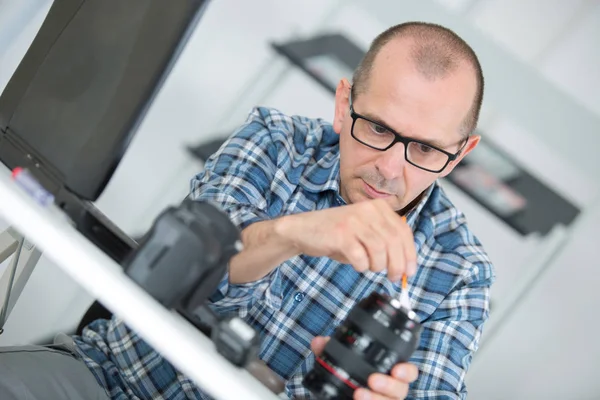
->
xmin=73 ymin=107 xmax=495 ymax=399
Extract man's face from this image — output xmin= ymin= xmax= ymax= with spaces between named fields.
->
xmin=333 ymin=39 xmax=480 ymax=212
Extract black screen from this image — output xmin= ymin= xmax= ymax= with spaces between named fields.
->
xmin=0 ymin=0 xmax=209 ymax=201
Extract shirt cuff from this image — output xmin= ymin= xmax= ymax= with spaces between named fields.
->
xmin=208 ymin=264 xmax=282 ymax=317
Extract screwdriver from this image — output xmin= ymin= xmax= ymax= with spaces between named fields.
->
xmin=398 ymin=216 xmax=412 ymax=311
xmin=399 ymin=274 xmax=411 ymax=311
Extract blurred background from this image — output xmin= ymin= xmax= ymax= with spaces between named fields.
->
xmin=0 ymin=0 xmax=599 ymax=398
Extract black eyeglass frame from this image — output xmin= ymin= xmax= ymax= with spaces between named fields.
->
xmin=349 ymin=105 xmax=469 ymax=173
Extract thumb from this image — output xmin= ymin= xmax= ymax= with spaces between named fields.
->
xmin=311 ymin=336 xmax=330 ymax=356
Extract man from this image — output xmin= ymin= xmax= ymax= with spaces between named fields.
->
xmin=0 ymin=22 xmax=493 ymax=400
xmin=183 ymin=21 xmax=493 ymax=399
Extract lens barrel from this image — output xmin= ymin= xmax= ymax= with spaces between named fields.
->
xmin=303 ymin=292 xmax=422 ymax=400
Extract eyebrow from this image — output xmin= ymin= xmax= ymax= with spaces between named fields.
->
xmin=359 ymin=110 xmax=450 ymax=150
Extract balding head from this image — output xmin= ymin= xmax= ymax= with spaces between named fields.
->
xmin=352 ymin=22 xmax=484 ymax=136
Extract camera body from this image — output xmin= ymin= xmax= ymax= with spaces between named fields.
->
xmin=303 ymin=292 xmax=422 ymax=400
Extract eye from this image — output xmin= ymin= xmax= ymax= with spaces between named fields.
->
xmin=369 ymin=122 xmax=389 ymax=135
xmin=417 ymin=143 xmax=434 ymax=153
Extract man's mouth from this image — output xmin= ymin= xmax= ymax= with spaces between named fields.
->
xmin=362 ymin=180 xmax=391 ymax=199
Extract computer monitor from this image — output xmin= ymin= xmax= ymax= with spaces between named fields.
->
xmin=0 ymin=0 xmax=209 ymax=261
xmin=0 ymin=0 xmax=208 ymax=200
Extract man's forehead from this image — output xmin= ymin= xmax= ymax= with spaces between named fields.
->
xmin=365 ymin=61 xmax=474 ymax=132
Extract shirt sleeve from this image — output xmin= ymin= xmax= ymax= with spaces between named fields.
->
xmin=189 ymin=110 xmax=282 ymax=317
xmin=407 ymin=264 xmax=493 ymax=400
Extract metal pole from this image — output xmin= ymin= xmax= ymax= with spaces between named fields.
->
xmin=0 ymin=235 xmax=24 ymax=333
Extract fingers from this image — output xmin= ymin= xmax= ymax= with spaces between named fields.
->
xmin=310 ymin=336 xmax=330 ymax=356
xmin=339 ymin=213 xmax=382 ymax=273
xmin=354 ymin=387 xmax=404 ymax=400
xmin=399 ymin=217 xmax=417 ymax=277
xmin=331 ymin=199 xmax=418 ymax=280
xmin=341 ymin=241 xmax=370 ymax=273
xmin=386 ymin=236 xmax=404 ymax=283
xmin=371 ymin=204 xmax=416 ymax=281
xmin=353 ymin=201 xmax=402 ymax=278
xmin=352 ymin=364 xmax=419 ymax=400
xmin=355 ymin=225 xmax=388 ymax=274
xmin=369 ymin=373 xmax=410 ymax=399
xmin=354 ymin=387 xmax=393 ymax=400
xmin=390 ymin=363 xmax=419 ymax=383
xmin=365 ymin=211 xmax=400 ymax=282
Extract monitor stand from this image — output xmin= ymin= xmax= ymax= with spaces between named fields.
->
xmin=0 ymin=226 xmax=41 ymax=333
xmin=57 ymin=187 xmax=138 ymax=264
xmin=0 ymin=132 xmax=138 ymax=265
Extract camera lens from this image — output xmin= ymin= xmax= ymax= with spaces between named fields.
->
xmin=303 ymin=292 xmax=421 ymax=400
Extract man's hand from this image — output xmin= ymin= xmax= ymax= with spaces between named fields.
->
xmin=311 ymin=336 xmax=418 ymax=400
xmin=276 ymin=199 xmax=416 ymax=281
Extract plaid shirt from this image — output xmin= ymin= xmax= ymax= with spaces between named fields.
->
xmin=73 ymin=107 xmax=495 ymax=399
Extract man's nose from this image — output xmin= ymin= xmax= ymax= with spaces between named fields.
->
xmin=374 ymin=143 xmax=406 ymax=180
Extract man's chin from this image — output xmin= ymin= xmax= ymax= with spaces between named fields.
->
xmin=384 ymin=196 xmax=404 ymax=211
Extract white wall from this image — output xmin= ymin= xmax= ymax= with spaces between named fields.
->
xmin=466 ymin=198 xmax=600 ymax=400
xmin=466 ymin=0 xmax=600 ymax=118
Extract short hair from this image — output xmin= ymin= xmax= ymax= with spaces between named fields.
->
xmin=351 ymin=22 xmax=484 ymax=136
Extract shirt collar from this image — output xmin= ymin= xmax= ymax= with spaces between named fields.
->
xmin=322 ymin=152 xmax=341 ymax=193
xmin=404 ymin=182 xmax=436 ymax=228
xmin=298 ymin=124 xmax=341 ymax=194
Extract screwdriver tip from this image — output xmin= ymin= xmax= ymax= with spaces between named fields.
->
xmin=399 ymin=288 xmax=411 ymax=310
xmin=397 ymin=274 xmax=411 ymax=310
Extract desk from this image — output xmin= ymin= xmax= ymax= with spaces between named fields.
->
xmin=0 ymin=165 xmax=280 ymax=400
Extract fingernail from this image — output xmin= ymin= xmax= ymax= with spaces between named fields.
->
xmin=408 ymin=261 xmax=417 ymax=275
xmin=393 ymin=366 xmax=407 ymax=379
xmin=355 ymin=389 xmax=371 ymax=400
xmin=370 ymin=375 xmax=387 ymax=391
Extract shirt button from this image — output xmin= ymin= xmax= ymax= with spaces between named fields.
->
xmin=294 ymin=292 xmax=305 ymax=302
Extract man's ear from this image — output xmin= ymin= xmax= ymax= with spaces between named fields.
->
xmin=333 ymin=78 xmax=352 ymax=135
xmin=439 ymin=134 xmax=480 ymax=177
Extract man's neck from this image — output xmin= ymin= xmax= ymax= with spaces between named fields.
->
xmin=398 ymin=190 xmax=426 ymax=217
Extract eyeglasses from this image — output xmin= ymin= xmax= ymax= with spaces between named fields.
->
xmin=349 ymin=105 xmax=468 ymax=173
